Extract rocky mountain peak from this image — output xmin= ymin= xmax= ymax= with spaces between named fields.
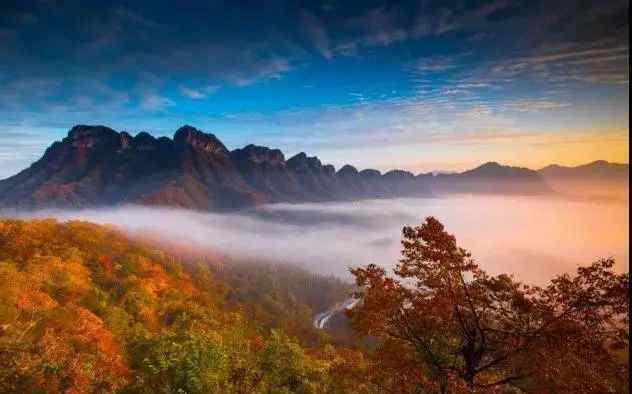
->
xmin=232 ymin=144 xmax=285 ymax=164
xmin=174 ymin=125 xmax=228 ymax=155
xmin=337 ymin=165 xmax=359 ymax=177
xmin=323 ymin=164 xmax=335 ymax=176
xmin=65 ymin=125 xmax=121 ymax=149
xmin=287 ymin=152 xmax=327 ymax=172
xmin=132 ymin=131 xmax=159 ymax=151
xmin=478 ymin=161 xmax=502 ymax=170
xmin=359 ymin=169 xmax=381 ymax=179
xmin=287 ymin=152 xmax=309 ymax=169
xmin=462 ymin=161 xmax=538 ymax=179
xmin=383 ymin=169 xmax=414 ymax=179
xmin=288 ymin=151 xmax=307 ymax=161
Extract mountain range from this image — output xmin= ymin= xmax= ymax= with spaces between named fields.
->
xmin=539 ymin=160 xmax=629 ymax=181
xmin=0 ymin=125 xmax=627 ymax=210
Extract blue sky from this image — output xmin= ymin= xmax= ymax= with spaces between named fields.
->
xmin=0 ymin=0 xmax=629 ymax=178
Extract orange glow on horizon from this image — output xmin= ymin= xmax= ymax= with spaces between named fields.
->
xmin=404 ymin=128 xmax=629 ymax=173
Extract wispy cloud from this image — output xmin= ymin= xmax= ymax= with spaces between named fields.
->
xmin=334 ymin=6 xmax=408 ymax=55
xmin=230 ymin=57 xmax=292 ymax=86
xmin=140 ymin=93 xmax=175 ymax=111
xmin=414 ymin=55 xmax=458 ymax=72
xmin=356 ymin=6 xmax=408 ymax=46
xmin=413 ymin=0 xmax=514 ymax=37
xmin=506 ymin=99 xmax=572 ymax=111
xmin=179 ymin=85 xmax=219 ymax=99
xmin=491 ymin=44 xmax=629 ymax=84
xmin=301 ymin=10 xmax=332 ymax=60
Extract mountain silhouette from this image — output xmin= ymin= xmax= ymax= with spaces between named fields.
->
xmin=0 ymin=125 xmax=564 ymax=210
xmin=539 ymin=160 xmax=629 ymax=181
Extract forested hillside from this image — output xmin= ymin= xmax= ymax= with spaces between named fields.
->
xmin=0 ymin=218 xmax=628 ymax=393
xmin=0 ymin=219 xmax=368 ymax=394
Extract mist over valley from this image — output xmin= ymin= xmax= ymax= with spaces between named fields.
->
xmin=12 ymin=192 xmax=628 ymax=285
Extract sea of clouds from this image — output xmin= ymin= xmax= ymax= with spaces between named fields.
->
xmin=9 ymin=194 xmax=629 ymax=285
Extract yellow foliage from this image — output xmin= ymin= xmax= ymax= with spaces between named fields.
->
xmin=0 ymin=218 xmax=373 ymax=394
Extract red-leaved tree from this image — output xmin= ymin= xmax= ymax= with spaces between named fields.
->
xmin=349 ymin=217 xmax=629 ymax=393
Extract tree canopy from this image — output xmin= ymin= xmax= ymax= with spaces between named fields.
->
xmin=349 ymin=217 xmax=629 ymax=393
xmin=0 ymin=218 xmax=367 ymax=394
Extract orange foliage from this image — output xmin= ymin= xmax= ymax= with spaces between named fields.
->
xmin=349 ymin=216 xmax=629 ymax=393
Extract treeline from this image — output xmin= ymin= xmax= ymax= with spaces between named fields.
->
xmin=214 ymin=262 xmax=353 ymax=345
xmin=0 ymin=217 xmax=628 ymax=393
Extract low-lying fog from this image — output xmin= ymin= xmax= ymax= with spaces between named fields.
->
xmin=10 ymin=194 xmax=629 ymax=285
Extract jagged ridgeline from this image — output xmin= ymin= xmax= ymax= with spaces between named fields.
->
xmin=0 ymin=125 xmax=553 ymax=210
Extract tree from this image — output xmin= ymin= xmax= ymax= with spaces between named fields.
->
xmin=349 ymin=217 xmax=629 ymax=393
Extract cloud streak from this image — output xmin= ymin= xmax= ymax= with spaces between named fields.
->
xmin=301 ymin=10 xmax=332 ymax=60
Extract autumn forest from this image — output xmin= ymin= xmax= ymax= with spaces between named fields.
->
xmin=0 ymin=216 xmax=627 ymax=393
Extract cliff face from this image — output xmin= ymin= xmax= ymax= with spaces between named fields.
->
xmin=0 ymin=125 xmax=260 ymax=210
xmin=0 ymin=125 xmax=552 ymax=210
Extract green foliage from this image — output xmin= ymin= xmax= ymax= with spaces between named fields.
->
xmin=126 ymin=330 xmax=229 ymax=394
xmin=213 ymin=261 xmax=353 ymax=345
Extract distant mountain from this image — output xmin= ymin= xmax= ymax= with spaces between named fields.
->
xmin=433 ymin=162 xmax=549 ymax=194
xmin=461 ymin=162 xmax=539 ymax=179
xmin=0 ymin=125 xmax=551 ymax=210
xmin=539 ymin=160 xmax=629 ymax=182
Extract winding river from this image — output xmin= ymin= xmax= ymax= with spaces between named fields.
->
xmin=313 ymin=297 xmax=360 ymax=329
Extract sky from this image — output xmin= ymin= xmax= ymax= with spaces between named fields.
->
xmin=0 ymin=0 xmax=629 ymax=179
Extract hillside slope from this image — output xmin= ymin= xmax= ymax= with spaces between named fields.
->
xmin=0 ymin=218 xmax=368 ymax=394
